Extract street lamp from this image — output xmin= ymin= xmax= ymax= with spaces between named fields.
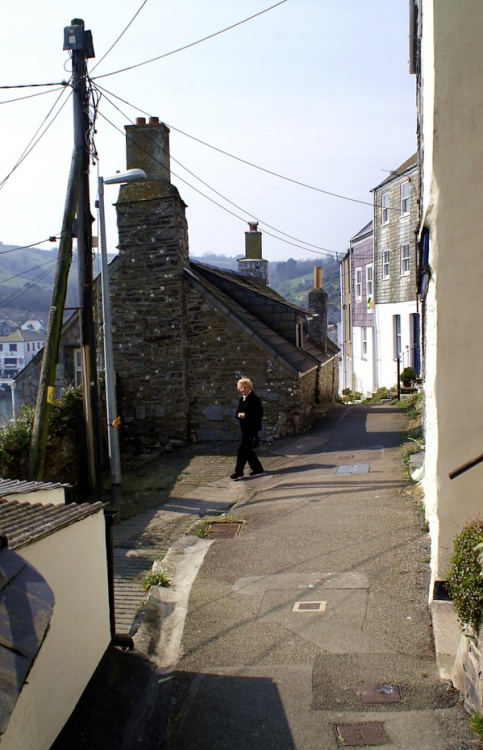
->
xmin=97 ymin=168 xmax=147 ymax=501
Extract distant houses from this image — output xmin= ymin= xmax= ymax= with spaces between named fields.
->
xmin=0 ymin=327 xmax=45 ymax=379
xmin=339 ymin=154 xmax=420 ymax=397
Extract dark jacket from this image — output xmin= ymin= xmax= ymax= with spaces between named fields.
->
xmin=236 ymin=391 xmax=263 ymax=434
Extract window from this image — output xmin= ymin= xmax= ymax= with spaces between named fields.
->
xmin=382 ymin=249 xmax=390 ymax=279
xmin=9 ymin=344 xmax=17 ymax=352
xmin=355 ymin=268 xmax=362 ymax=300
xmin=400 ymin=181 xmax=410 ymax=215
xmin=4 ymin=358 xmax=17 ymax=366
xmin=381 ymin=192 xmax=390 ymax=224
xmin=0 ymin=344 xmax=2 ymax=352
xmin=400 ymin=243 xmax=410 ymax=275
xmin=361 ymin=327 xmax=368 ymax=358
xmin=366 ymin=264 xmax=373 ymax=311
xmin=394 ymin=315 xmax=402 ymax=359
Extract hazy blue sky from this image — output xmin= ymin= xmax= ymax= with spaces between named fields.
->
xmin=0 ymin=1 xmax=416 ymax=264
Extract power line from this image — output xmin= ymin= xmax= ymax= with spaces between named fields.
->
xmin=96 ymin=104 xmax=340 ymax=259
xmin=95 ymin=81 xmax=389 ymax=215
xmin=90 ymin=0 xmax=150 ymax=74
xmin=0 ymin=262 xmax=57 ymax=309
xmin=0 ymin=87 xmax=71 ymax=192
xmin=0 ymin=85 xmax=68 ymax=106
xmin=0 ymin=256 xmax=59 ymax=285
xmin=91 ymin=1 xmax=288 ymax=81
xmin=0 ymin=81 xmax=67 ymax=90
xmin=0 ymin=237 xmax=58 ymax=255
xmin=0 ymin=88 xmax=71 ymax=189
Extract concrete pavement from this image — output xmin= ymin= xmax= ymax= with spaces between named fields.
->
xmin=154 ymin=403 xmax=474 ymax=749
xmin=53 ymin=402 xmax=476 ymax=749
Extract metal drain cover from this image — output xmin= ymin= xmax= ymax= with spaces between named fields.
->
xmin=335 ymin=722 xmax=387 ymax=746
xmin=292 ymin=600 xmax=327 ymax=612
xmin=336 ymin=463 xmax=370 ymax=475
xmin=360 ymin=684 xmax=402 ymax=704
xmin=207 ymin=522 xmax=242 ymax=539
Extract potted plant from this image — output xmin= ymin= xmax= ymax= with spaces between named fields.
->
xmin=400 ymin=366 xmax=417 ymax=387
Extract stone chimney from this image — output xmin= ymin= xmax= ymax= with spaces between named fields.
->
xmin=124 ymin=117 xmax=170 ymax=182
xmin=110 ymin=117 xmax=191 ymax=447
xmin=307 ymin=266 xmax=328 ymax=353
xmin=237 ymin=222 xmax=269 ymax=284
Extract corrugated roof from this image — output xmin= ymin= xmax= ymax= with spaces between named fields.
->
xmin=0 ymin=498 xmax=105 ymax=550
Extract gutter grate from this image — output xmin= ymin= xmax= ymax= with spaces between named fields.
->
xmin=292 ymin=600 xmax=327 ymax=612
xmin=336 ymin=463 xmax=370 ymax=475
xmin=335 ymin=722 xmax=388 ymax=746
xmin=359 ymin=684 xmax=402 ymax=704
xmin=207 ymin=522 xmax=242 ymax=539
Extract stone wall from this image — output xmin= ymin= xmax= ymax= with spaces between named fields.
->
xmin=111 ymin=184 xmax=191 ymax=449
xmin=453 ymin=625 xmax=483 ymax=714
xmin=185 ymin=284 xmax=320 ymax=441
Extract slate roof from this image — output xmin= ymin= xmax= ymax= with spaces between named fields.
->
xmin=0 ymin=497 xmax=105 ymax=550
xmin=0 ymin=329 xmax=45 ymax=343
xmin=185 ymin=262 xmax=337 ymax=377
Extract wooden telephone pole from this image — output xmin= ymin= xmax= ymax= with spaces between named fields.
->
xmin=28 ymin=20 xmax=102 ymax=490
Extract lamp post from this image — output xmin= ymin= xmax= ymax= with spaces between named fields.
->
xmin=97 ymin=168 xmax=146 ymax=501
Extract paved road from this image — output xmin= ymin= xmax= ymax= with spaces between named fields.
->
xmin=53 ymin=403 xmax=475 ymax=750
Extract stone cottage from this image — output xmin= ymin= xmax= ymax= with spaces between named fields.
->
xmin=15 ymin=118 xmax=339 ymax=454
xmin=108 ymin=117 xmax=338 ymax=451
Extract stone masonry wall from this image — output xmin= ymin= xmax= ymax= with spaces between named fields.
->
xmin=111 ymin=185 xmax=191 ymax=449
xmin=185 ymin=284 xmax=317 ymax=441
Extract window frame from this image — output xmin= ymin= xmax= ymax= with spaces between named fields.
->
xmin=382 ymin=249 xmax=390 ymax=280
xmin=361 ymin=327 xmax=368 ymax=359
xmin=355 ymin=267 xmax=362 ymax=301
xmin=400 ymin=181 xmax=410 ymax=215
xmin=400 ymin=243 xmax=410 ymax=276
xmin=381 ymin=192 xmax=390 ymax=224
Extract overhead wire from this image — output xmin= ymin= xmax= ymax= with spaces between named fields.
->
xmin=89 ymin=0 xmax=150 ymax=74
xmin=96 ymin=102 xmax=339 ymax=259
xmin=0 ymin=85 xmax=72 ymax=193
xmin=91 ymin=1 xmax=288 ymax=81
xmin=0 ymin=237 xmax=59 ymax=255
xmin=0 ymin=262 xmax=58 ymax=309
xmin=94 ymin=81 xmax=412 ymax=219
xmin=0 ymin=85 xmax=69 ymax=106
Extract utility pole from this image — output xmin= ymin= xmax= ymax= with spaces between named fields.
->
xmin=27 ymin=149 xmax=83 ymax=481
xmin=68 ymin=19 xmax=102 ymax=492
xmin=28 ymin=20 xmax=102 ymax=489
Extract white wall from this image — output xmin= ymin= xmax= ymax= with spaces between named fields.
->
xmin=1 ymin=511 xmax=111 ymax=750
xmin=374 ymin=300 xmax=418 ymax=389
xmin=420 ymin=0 xmax=483 ymax=584
xmin=352 ymin=325 xmax=375 ymax=396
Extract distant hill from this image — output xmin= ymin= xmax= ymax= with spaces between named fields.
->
xmin=0 ymin=245 xmax=341 ymax=318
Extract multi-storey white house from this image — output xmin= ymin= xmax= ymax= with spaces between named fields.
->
xmin=372 ymin=154 xmax=420 ymax=389
xmin=413 ymin=0 xmax=483 ymax=587
xmin=0 ymin=329 xmax=45 ymax=379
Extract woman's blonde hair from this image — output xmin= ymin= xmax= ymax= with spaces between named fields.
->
xmin=237 ymin=377 xmax=253 ymax=390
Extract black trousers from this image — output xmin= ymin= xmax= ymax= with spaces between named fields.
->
xmin=235 ymin=431 xmax=264 ymax=474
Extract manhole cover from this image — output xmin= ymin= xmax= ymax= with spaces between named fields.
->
xmin=335 ymin=722 xmax=387 ymax=746
xmin=292 ymin=600 xmax=327 ymax=612
xmin=336 ymin=463 xmax=370 ymax=475
xmin=207 ymin=522 xmax=242 ymax=539
xmin=360 ymin=684 xmax=402 ymax=704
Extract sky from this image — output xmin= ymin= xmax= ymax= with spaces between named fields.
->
xmin=0 ymin=0 xmax=416 ymax=266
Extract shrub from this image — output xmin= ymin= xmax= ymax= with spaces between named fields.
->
xmin=447 ymin=519 xmax=483 ymax=630
xmin=400 ymin=366 xmax=417 ymax=384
